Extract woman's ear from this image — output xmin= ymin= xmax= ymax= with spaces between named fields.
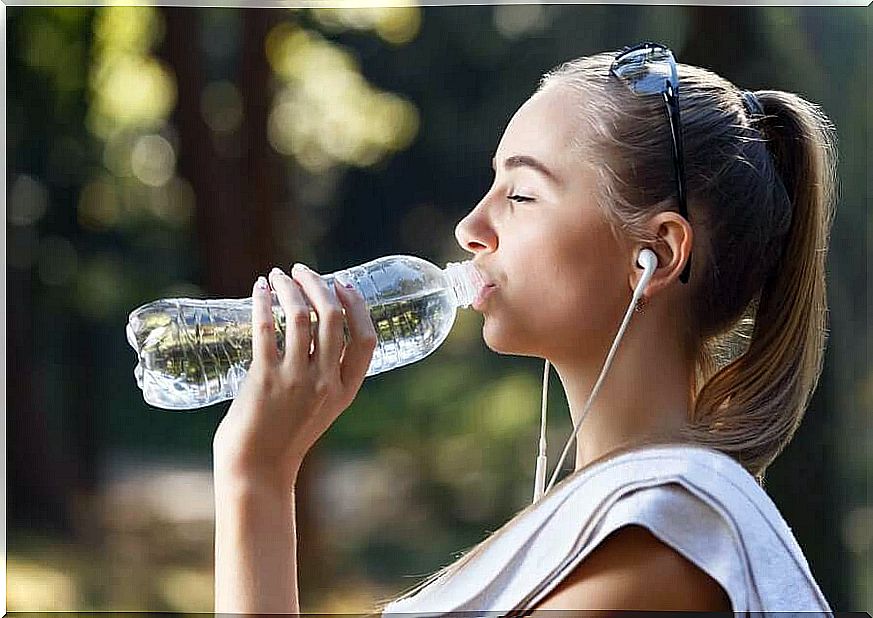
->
xmin=629 ymin=213 xmax=692 ymax=297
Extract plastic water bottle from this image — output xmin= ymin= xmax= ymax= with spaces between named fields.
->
xmin=126 ymin=255 xmax=485 ymax=410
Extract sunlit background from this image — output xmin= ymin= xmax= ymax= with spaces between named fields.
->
xmin=6 ymin=5 xmax=871 ymax=612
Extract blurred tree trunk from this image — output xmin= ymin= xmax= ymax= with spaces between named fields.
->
xmin=161 ymin=7 xmax=265 ymax=295
xmin=7 ymin=270 xmax=72 ymax=535
xmin=682 ymin=8 xmax=851 ymax=610
xmin=160 ymin=7 xmax=329 ymax=610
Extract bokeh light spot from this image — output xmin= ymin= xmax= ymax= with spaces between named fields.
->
xmin=265 ymin=27 xmax=419 ymax=171
xmin=374 ymin=6 xmax=421 ymax=45
xmin=8 ymin=175 xmax=50 ymax=227
xmin=309 ymin=4 xmax=421 ymax=46
xmin=131 ymin=134 xmax=176 ymax=187
xmin=88 ymin=43 xmax=176 ymax=139
xmin=93 ymin=6 xmax=163 ymax=54
xmin=493 ymin=4 xmax=550 ymax=40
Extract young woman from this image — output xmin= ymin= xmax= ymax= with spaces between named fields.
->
xmin=212 ymin=42 xmax=837 ymax=614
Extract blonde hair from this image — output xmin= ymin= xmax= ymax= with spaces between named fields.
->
xmin=375 ymin=49 xmax=838 ymax=613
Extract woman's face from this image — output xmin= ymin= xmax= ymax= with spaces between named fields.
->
xmin=455 ymin=86 xmax=631 ymax=364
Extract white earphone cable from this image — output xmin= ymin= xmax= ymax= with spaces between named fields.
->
xmin=532 ymin=359 xmax=550 ymax=502
xmin=536 ymin=249 xmax=658 ymax=499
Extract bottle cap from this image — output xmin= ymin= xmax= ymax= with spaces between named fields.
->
xmin=444 ymin=260 xmax=485 ymax=308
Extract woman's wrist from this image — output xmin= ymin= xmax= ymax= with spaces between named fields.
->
xmin=213 ymin=442 xmax=302 ymax=495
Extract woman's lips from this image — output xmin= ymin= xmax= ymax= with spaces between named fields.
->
xmin=472 ymin=284 xmax=497 ymax=310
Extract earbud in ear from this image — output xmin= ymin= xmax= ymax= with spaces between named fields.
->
xmin=637 ymin=248 xmax=659 ymax=276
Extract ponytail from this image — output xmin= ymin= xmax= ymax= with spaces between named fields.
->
xmin=680 ymin=91 xmax=839 ymax=484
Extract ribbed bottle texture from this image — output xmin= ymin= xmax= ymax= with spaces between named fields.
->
xmin=126 ymin=255 xmax=484 ymax=410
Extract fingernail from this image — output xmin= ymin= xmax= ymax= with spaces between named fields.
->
xmin=345 ymin=283 xmax=362 ymax=297
xmin=271 ymin=267 xmax=284 ymax=277
xmin=255 ymin=276 xmax=268 ymax=291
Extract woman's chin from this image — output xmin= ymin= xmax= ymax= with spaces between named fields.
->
xmin=481 ymin=317 xmax=529 ymax=356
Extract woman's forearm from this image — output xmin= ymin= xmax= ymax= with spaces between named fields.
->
xmin=214 ymin=474 xmax=299 ymax=614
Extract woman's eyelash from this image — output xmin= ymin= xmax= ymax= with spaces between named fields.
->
xmin=508 ymin=194 xmax=534 ymax=203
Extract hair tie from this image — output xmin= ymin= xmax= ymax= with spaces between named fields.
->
xmin=741 ymin=90 xmax=764 ymax=118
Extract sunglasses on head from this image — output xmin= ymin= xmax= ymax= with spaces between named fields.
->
xmin=610 ymin=41 xmax=691 ymax=284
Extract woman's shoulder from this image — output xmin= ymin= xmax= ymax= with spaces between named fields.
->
xmin=528 ymin=455 xmax=746 ymax=612
xmin=533 ymin=521 xmax=733 ymax=612
xmin=529 ymin=442 xmax=830 ymax=613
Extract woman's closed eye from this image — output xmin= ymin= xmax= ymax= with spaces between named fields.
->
xmin=508 ymin=194 xmax=535 ymax=203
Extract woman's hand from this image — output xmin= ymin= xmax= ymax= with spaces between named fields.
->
xmin=213 ymin=263 xmax=378 ymax=489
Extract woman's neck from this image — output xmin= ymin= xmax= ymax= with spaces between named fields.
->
xmin=550 ymin=319 xmax=693 ymax=473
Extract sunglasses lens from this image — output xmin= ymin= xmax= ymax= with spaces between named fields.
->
xmin=612 ymin=47 xmax=675 ymax=95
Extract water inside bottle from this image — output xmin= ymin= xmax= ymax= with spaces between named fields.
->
xmin=127 ymin=287 xmax=458 ymax=410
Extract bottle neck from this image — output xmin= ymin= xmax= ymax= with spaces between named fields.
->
xmin=443 ymin=260 xmax=484 ymax=308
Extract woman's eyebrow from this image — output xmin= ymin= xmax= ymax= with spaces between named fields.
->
xmin=492 ymin=154 xmax=563 ymax=186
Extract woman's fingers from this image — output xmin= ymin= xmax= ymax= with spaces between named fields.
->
xmin=260 ymin=263 xmax=376 ymax=398
xmin=290 ymin=263 xmax=345 ymax=374
xmin=268 ymin=267 xmax=313 ymax=370
xmin=334 ymin=279 xmax=378 ymax=389
xmin=251 ymin=276 xmax=280 ymax=368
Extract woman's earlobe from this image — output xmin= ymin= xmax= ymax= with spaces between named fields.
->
xmin=635 ymin=295 xmax=648 ymax=313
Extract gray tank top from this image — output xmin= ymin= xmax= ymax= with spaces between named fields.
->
xmin=382 ymin=444 xmax=831 ymax=615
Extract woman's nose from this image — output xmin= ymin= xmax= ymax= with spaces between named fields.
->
xmin=455 ymin=206 xmax=497 ymax=255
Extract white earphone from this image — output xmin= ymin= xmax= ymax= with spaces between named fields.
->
xmin=532 ymin=248 xmax=659 ymax=502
